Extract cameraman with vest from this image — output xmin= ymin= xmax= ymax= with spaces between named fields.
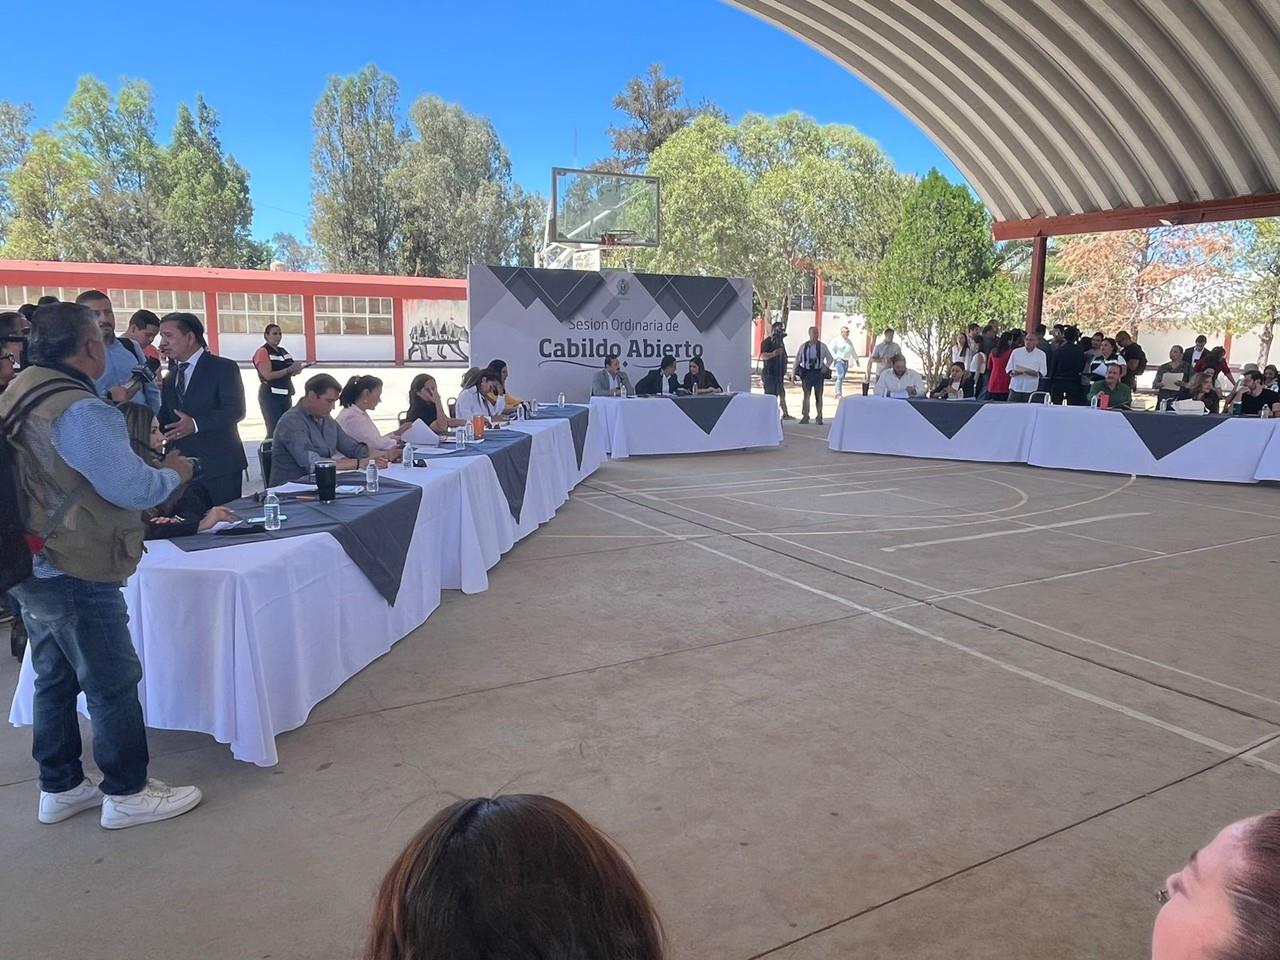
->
xmin=0 ymin=302 xmax=204 ymax=830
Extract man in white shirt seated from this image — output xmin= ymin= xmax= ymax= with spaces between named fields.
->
xmin=456 ymin=367 xmax=504 ymax=421
xmin=1006 ymin=330 xmax=1048 ymax=403
xmin=874 ymin=355 xmax=925 ymax=398
xmin=590 ymin=353 xmax=633 ymax=397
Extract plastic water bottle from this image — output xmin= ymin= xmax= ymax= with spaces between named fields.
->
xmin=403 ymin=443 xmax=414 ymax=469
xmin=1089 ymin=393 xmax=1099 ymax=409
xmin=558 ymin=391 xmax=565 ymax=408
xmin=263 ymin=492 xmax=281 ymax=531
xmin=725 ymin=382 xmax=731 ymax=395
xmin=365 ymin=459 xmax=379 ymax=491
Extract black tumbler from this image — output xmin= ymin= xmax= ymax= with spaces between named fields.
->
xmin=314 ymin=460 xmax=337 ymax=503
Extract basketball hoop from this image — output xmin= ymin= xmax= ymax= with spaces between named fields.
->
xmin=598 ymin=229 xmax=637 ymax=248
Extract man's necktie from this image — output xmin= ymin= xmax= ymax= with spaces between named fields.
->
xmin=176 ymin=361 xmax=189 ymax=400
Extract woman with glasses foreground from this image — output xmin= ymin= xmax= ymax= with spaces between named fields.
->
xmin=364 ymin=794 xmax=663 ymax=960
xmin=1153 ymin=811 xmax=1280 ymax=959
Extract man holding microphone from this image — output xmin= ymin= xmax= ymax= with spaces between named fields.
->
xmin=0 ymin=301 xmax=204 ymax=830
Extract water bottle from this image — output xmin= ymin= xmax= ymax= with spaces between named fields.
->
xmin=263 ymin=492 xmax=281 ymax=531
xmin=403 ymin=443 xmax=414 ymax=469
xmin=1089 ymin=393 xmax=1098 ymax=409
xmin=558 ymin=391 xmax=565 ymax=408
xmin=725 ymin=382 xmax=731 ymax=395
xmin=365 ymin=459 xmax=379 ymax=491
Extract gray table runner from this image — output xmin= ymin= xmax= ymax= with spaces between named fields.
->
xmin=1120 ymin=410 xmax=1231 ymax=460
xmin=169 ymin=476 xmax=423 ymax=605
xmin=662 ymin=394 xmax=734 ymax=434
xmin=906 ymin=398 xmax=985 ymax=439
xmin=531 ymin=405 xmax=589 ymax=468
xmin=433 ymin=430 xmax=532 ymax=522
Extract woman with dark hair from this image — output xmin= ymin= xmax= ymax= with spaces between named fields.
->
xmin=930 ymin=361 xmax=971 ymax=399
xmin=682 ymin=356 xmax=721 ymax=393
xmin=1088 ymin=337 xmax=1121 ymax=381
xmin=984 ymin=331 xmax=1014 ymax=401
xmin=403 ymin=374 xmax=466 ymax=434
xmin=1152 ymin=345 xmax=1192 ymax=407
xmin=456 ymin=367 xmax=505 ymax=421
xmin=1263 ymin=364 xmax=1279 ymax=392
xmin=119 ymin=403 xmax=234 ymax=538
xmin=1195 ymin=346 xmax=1238 ymax=389
xmin=335 ymin=375 xmax=405 ymax=456
xmin=1152 ymin=810 xmax=1280 ymax=960
xmin=364 ymin=794 xmax=664 ymax=960
xmin=251 ymin=323 xmax=304 ymax=438
xmin=486 ymin=358 xmax=524 ymax=411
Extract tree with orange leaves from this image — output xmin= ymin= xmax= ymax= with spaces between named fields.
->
xmin=1045 ymin=225 xmax=1237 ymax=338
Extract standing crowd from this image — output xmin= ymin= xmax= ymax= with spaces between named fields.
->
xmin=755 ymin=316 xmax=1279 ymax=417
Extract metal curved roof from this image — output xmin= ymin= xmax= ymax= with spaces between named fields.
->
xmin=729 ymin=0 xmax=1280 ymax=232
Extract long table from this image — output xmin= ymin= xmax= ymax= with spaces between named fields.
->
xmin=829 ymin=396 xmax=1280 ymax=483
xmin=590 ymin=393 xmax=783 ymax=457
xmin=10 ymin=414 xmax=595 ymax=766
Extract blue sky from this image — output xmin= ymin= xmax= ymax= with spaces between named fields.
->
xmin=4 ymin=0 xmax=962 ymax=243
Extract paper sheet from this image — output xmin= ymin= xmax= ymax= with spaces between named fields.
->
xmin=400 ymin=419 xmax=440 ymax=446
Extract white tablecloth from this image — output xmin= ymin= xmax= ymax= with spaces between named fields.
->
xmin=827 ymin=396 xmax=1037 ymax=462
xmin=590 ymin=393 xmax=783 ymax=458
xmin=830 ymin=396 xmax=1280 ymax=483
xmin=1026 ymin=406 xmax=1279 ymax=483
xmin=10 ymin=415 xmax=597 ymax=765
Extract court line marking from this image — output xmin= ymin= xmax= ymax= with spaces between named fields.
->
xmin=952 ymin=531 xmax=1280 ymax=597
xmin=711 ymin=473 xmax=1134 ymax=532
xmin=576 ymin=495 xmax=1268 ymax=762
xmin=889 ymin=478 xmax=1167 ymax=558
xmin=880 ymin=512 xmax=1149 ymax=552
xmin=594 ymin=471 xmax=1280 ymax=719
xmin=989 ymin=466 xmax=1280 ymax=523
xmin=585 ymin=461 xmax=963 ymax=497
xmin=954 ymin=598 xmax=1280 ymax=711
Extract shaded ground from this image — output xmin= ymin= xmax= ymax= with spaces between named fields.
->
xmin=3 ymin=417 xmax=1278 ymax=959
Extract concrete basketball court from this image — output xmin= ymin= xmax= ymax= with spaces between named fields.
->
xmin=2 ymin=418 xmax=1279 ymax=959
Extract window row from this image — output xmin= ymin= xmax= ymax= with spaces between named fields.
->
xmin=217 ymin=292 xmax=304 ymax=336
xmin=315 ymin=295 xmax=391 ymax=315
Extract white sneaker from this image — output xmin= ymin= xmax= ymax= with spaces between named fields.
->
xmin=38 ymin=775 xmax=105 ymax=824
xmin=100 ymin=779 xmax=202 ymax=830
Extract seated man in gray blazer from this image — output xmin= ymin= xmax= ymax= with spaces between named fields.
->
xmin=591 ymin=353 xmax=634 ymax=397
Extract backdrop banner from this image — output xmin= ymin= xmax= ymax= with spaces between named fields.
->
xmin=467 ymin=265 xmax=753 ymax=401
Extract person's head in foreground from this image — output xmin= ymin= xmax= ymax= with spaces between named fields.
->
xmin=605 ymin=354 xmax=621 ymax=374
xmin=839 ymin=325 xmax=850 ymax=339
xmin=1104 ymin=362 xmax=1123 ymax=390
xmin=948 ymin=361 xmax=964 ymax=383
xmin=364 ymin=794 xmax=663 ymax=960
xmin=1194 ymin=335 xmax=1208 ymax=351
xmin=660 ymin=355 xmax=676 ymax=376
xmin=1023 ymin=330 xmax=1040 ymax=351
xmin=302 ymin=373 xmax=341 ymax=418
xmin=882 ymin=327 xmax=895 ymax=341
xmin=808 ymin=325 xmax=820 ymax=343
xmin=1152 ymin=811 xmax=1280 ymax=960
xmin=891 ymin=354 xmax=907 ymax=376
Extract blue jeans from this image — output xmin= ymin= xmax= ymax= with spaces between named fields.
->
xmin=834 ymin=359 xmax=849 ymax=395
xmin=10 ymin=575 xmax=149 ymax=796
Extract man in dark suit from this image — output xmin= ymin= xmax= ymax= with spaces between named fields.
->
xmin=635 ymin=355 xmax=681 ymax=396
xmin=157 ymin=312 xmax=247 ymax=505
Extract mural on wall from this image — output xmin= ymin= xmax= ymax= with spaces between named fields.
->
xmin=404 ymin=298 xmax=469 ymax=364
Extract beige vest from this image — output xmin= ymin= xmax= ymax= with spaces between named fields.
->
xmin=0 ymin=366 xmax=145 ymax=582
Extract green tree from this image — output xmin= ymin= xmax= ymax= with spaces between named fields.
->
xmin=633 ymin=112 xmax=909 ymax=324
xmin=0 ymin=101 xmax=34 ymax=243
xmin=61 ymin=76 xmax=167 ymax=263
xmin=1206 ymin=218 xmax=1280 ymax=365
xmin=309 ymin=65 xmax=406 ymax=274
xmin=394 ymin=94 xmax=538 ymax=277
xmin=1 ymin=131 xmax=95 ymax=260
xmin=865 ymin=169 xmax=1011 ymax=383
xmin=271 ymin=231 xmax=318 ymax=272
xmin=162 ymin=98 xmax=258 ymax=267
xmin=606 ymin=63 xmax=724 ymax=172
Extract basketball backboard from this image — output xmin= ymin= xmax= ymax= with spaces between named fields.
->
xmin=550 ymin=167 xmax=660 ymax=247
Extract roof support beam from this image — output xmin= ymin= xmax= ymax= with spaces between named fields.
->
xmin=992 ymin=192 xmax=1280 ymax=240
